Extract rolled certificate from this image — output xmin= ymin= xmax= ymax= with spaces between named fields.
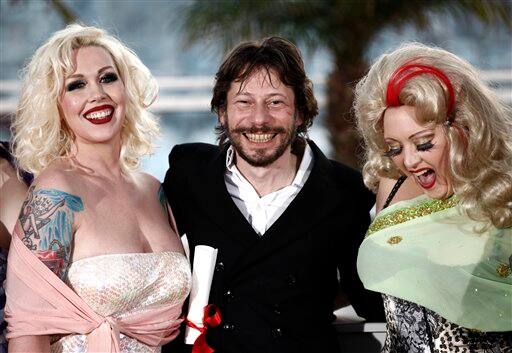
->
xmin=181 ymin=234 xmax=190 ymax=260
xmin=184 ymin=245 xmax=218 ymax=344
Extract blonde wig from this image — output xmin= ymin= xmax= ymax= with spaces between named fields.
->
xmin=354 ymin=42 xmax=512 ymax=229
xmin=12 ymin=24 xmax=159 ymax=175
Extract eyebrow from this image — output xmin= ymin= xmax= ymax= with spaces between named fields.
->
xmin=384 ymin=128 xmax=435 ymax=142
xmin=66 ymin=65 xmax=115 ymax=79
xmin=409 ymin=128 xmax=435 ymax=139
xmin=234 ymin=91 xmax=287 ymax=99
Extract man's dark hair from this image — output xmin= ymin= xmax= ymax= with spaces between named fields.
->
xmin=211 ymin=36 xmax=319 ymax=146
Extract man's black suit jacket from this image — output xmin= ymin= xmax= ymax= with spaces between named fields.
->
xmin=163 ymin=141 xmax=384 ymax=353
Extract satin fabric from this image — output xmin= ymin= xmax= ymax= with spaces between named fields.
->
xmin=5 ymin=235 xmax=185 ymax=352
xmin=357 ymin=195 xmax=511 ymax=332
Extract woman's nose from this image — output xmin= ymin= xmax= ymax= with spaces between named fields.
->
xmin=87 ymin=82 xmax=107 ymax=103
xmin=403 ymin=146 xmax=421 ymax=170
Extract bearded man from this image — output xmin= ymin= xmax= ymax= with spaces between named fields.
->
xmin=163 ymin=36 xmax=384 ymax=353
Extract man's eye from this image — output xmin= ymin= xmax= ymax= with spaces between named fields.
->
xmin=100 ymin=72 xmax=118 ymax=83
xmin=269 ymin=100 xmax=283 ymax=106
xmin=383 ymin=147 xmax=402 ymax=157
xmin=66 ymin=80 xmax=85 ymax=92
xmin=417 ymin=141 xmax=434 ymax=152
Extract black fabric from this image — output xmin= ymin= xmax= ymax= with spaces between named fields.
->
xmin=0 ymin=141 xmax=33 ymax=186
xmin=382 ymin=176 xmax=406 ymax=210
xmin=162 ymin=141 xmax=384 ymax=353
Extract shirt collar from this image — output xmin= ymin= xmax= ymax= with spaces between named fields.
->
xmin=226 ymin=145 xmax=237 ymax=171
xmin=291 ymin=142 xmax=313 ymax=187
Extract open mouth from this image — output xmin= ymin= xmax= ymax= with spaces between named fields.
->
xmin=243 ymin=133 xmax=276 ymax=143
xmin=413 ymin=168 xmax=436 ymax=189
xmin=83 ymin=105 xmax=114 ymax=125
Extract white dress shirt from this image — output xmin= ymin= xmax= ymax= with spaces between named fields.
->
xmin=224 ymin=143 xmax=314 ymax=236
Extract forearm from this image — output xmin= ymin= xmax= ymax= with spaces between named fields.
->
xmin=9 ymin=335 xmax=50 ymax=352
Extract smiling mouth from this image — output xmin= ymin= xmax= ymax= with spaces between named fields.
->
xmin=412 ymin=168 xmax=436 ymax=189
xmin=244 ymin=133 xmax=276 ymax=143
xmin=83 ymin=107 xmax=114 ymax=125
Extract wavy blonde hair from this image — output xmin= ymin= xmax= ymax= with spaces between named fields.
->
xmin=354 ymin=42 xmax=512 ymax=229
xmin=12 ymin=24 xmax=159 ymax=175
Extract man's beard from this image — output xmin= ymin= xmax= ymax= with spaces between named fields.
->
xmin=224 ymin=119 xmax=298 ymax=167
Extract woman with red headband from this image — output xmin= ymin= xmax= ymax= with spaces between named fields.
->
xmin=354 ymin=43 xmax=511 ymax=352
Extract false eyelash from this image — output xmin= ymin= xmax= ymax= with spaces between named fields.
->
xmin=383 ymin=147 xmax=402 ymax=158
xmin=417 ymin=141 xmax=434 ymax=152
xmin=100 ymin=72 xmax=118 ymax=83
xmin=66 ymin=80 xmax=85 ymax=92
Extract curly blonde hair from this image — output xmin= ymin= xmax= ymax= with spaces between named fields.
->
xmin=354 ymin=42 xmax=512 ymax=229
xmin=12 ymin=24 xmax=159 ymax=175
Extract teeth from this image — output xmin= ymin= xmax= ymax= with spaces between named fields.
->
xmin=245 ymin=133 xmax=274 ymax=143
xmin=412 ymin=169 xmax=431 ymax=177
xmin=85 ymin=109 xmax=112 ymax=119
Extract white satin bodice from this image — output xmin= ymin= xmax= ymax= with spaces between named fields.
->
xmin=51 ymin=251 xmax=191 ymax=353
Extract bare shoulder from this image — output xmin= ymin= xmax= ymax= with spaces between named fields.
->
xmin=135 ymin=171 xmax=161 ymax=188
xmin=34 ymin=161 xmax=82 ymax=193
xmin=0 ymin=159 xmax=27 ymax=196
xmin=0 ymin=159 xmax=25 ymax=192
xmin=0 ymin=158 xmax=15 ymax=181
xmin=376 ymin=176 xmax=422 ymax=213
xmin=0 ymin=160 xmax=28 ymax=246
xmin=14 ymin=162 xmax=85 ymax=280
xmin=129 ymin=171 xmax=167 ymax=208
xmin=131 ymin=171 xmax=162 ymax=197
xmin=20 ymin=162 xmax=86 ymax=229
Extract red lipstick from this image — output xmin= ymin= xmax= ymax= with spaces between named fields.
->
xmin=83 ymin=104 xmax=114 ymax=125
xmin=411 ymin=168 xmax=436 ymax=189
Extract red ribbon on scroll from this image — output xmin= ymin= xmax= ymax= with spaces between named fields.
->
xmin=186 ymin=304 xmax=222 ymax=353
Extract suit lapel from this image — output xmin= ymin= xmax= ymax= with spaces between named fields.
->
xmin=187 ymin=146 xmax=259 ymax=247
xmin=229 ymin=142 xmax=344 ymax=278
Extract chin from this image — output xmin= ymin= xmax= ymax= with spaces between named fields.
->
xmin=424 ymin=186 xmax=454 ymax=200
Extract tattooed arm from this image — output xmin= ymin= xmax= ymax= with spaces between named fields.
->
xmin=9 ymin=184 xmax=83 ymax=352
xmin=158 ymin=184 xmax=178 ymax=234
xmin=14 ymin=185 xmax=84 ymax=280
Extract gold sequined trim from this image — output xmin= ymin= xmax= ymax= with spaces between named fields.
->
xmin=496 ymin=264 xmax=511 ymax=278
xmin=366 ymin=196 xmax=458 ymax=237
xmin=387 ymin=236 xmax=402 ymax=244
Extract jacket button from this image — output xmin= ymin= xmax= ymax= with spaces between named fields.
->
xmin=224 ymin=290 xmax=235 ymax=302
xmin=286 ymin=274 xmax=297 ymax=286
xmin=222 ymin=323 xmax=235 ymax=331
xmin=215 ymin=262 xmax=225 ymax=272
xmin=271 ymin=328 xmax=283 ymax=338
xmin=273 ymin=304 xmax=281 ymax=315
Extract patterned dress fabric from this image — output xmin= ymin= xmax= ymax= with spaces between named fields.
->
xmin=50 ymin=251 xmax=190 ymax=353
xmin=382 ymin=294 xmax=512 ymax=353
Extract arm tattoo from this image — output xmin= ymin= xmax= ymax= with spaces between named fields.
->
xmin=17 ymin=186 xmax=84 ymax=280
xmin=158 ymin=184 xmax=175 ymax=230
xmin=158 ymin=184 xmax=168 ymax=214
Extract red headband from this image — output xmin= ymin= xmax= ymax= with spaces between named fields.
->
xmin=386 ymin=63 xmax=455 ymax=124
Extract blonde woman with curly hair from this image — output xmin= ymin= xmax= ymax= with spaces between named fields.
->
xmin=355 ymin=43 xmax=511 ymax=352
xmin=6 ymin=24 xmax=190 ymax=353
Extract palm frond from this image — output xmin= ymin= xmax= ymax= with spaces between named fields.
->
xmin=177 ymin=0 xmax=511 ymax=55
